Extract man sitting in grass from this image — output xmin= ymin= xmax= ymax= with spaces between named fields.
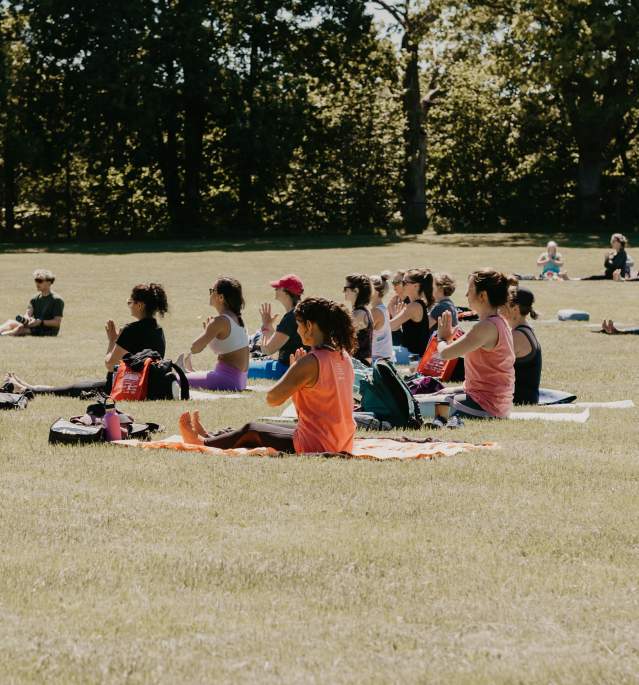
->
xmin=0 ymin=269 xmax=64 ymax=337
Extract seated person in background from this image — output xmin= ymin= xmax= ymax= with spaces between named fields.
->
xmin=501 ymin=286 xmax=542 ymax=405
xmin=250 ymin=274 xmax=305 ymax=379
xmin=580 ymin=233 xmax=628 ymax=280
xmin=428 ymin=273 xmax=458 ymax=337
xmin=600 ymin=320 xmax=639 ymax=335
xmin=369 ymin=272 xmax=393 ymax=361
xmin=388 ymin=270 xmax=406 ymax=346
xmin=389 ymin=268 xmax=434 ymax=357
xmin=436 ymin=269 xmax=516 ymax=424
xmin=178 ymin=297 xmax=356 ymax=454
xmin=344 ymin=273 xmax=373 ymax=366
xmin=6 ymin=283 xmax=167 ymax=396
xmin=0 ymin=269 xmax=64 ymax=337
xmin=178 ymin=276 xmax=249 ymax=391
xmin=537 ymin=241 xmax=566 ymax=279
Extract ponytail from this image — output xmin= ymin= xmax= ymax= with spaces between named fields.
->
xmin=214 ymin=276 xmax=245 ymax=327
xmin=130 ymin=282 xmax=169 ymax=318
xmin=370 ymin=272 xmax=390 ymax=298
xmin=470 ymin=268 xmax=517 ymax=308
xmin=295 ymin=297 xmax=356 ymax=354
xmin=345 ymin=273 xmax=372 ymax=308
xmin=404 ymin=268 xmax=434 ymax=306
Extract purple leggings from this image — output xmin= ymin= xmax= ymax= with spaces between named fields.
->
xmin=186 ymin=361 xmax=248 ymax=391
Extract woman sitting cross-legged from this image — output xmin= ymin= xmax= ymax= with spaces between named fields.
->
xmin=501 ymin=286 xmax=542 ymax=405
xmin=369 ymin=272 xmax=393 ymax=361
xmin=389 ymin=268 xmax=434 ymax=357
xmin=343 ymin=273 xmax=374 ymax=366
xmin=249 ymin=274 xmax=305 ymax=379
xmin=5 ymin=283 xmax=168 ymax=397
xmin=435 ymin=269 xmax=516 ymax=425
xmin=178 ymin=297 xmax=356 ymax=454
xmin=178 ymin=276 xmax=249 ymax=391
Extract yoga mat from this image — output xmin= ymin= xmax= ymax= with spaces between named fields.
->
xmin=189 ymin=385 xmax=270 ymax=400
xmin=114 ymin=434 xmax=498 ymax=461
xmin=509 ymin=408 xmax=590 ymax=423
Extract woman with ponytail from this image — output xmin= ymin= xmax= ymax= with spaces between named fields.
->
xmin=178 ymin=276 xmax=249 ymax=391
xmin=389 ymin=268 xmax=434 ymax=356
xmin=435 ymin=269 xmax=516 ymax=423
xmin=501 ymin=286 xmax=542 ymax=405
xmin=343 ymin=273 xmax=374 ymax=365
xmin=369 ymin=272 xmax=393 ymax=360
xmin=6 ymin=283 xmax=169 ymax=396
xmin=178 ymin=297 xmax=356 ymax=454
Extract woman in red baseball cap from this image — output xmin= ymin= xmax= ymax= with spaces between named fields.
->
xmin=248 ymin=274 xmax=305 ymax=380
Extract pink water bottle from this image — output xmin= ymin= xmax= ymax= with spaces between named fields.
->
xmin=103 ymin=398 xmax=121 ymax=441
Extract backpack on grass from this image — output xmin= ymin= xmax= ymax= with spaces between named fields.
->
xmin=48 ymin=399 xmax=162 ymax=445
xmin=108 ymin=349 xmax=189 ymax=401
xmin=359 ymin=359 xmax=422 ymax=429
xmin=0 ymin=391 xmax=31 ymax=410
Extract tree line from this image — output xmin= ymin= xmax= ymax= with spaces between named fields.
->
xmin=1 ymin=0 xmax=638 ymax=241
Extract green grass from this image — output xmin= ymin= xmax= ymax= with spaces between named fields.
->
xmin=1 ymin=235 xmax=638 ymax=683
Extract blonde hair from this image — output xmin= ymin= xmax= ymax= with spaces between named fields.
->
xmin=434 ymin=272 xmax=456 ymax=297
xmin=33 ymin=269 xmax=55 ymax=283
xmin=370 ymin=271 xmax=391 ymax=298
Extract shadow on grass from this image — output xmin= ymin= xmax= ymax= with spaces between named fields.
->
xmin=0 ymin=231 xmax=625 ymax=254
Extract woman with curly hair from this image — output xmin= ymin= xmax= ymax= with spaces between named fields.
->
xmin=178 ymin=297 xmax=356 ymax=454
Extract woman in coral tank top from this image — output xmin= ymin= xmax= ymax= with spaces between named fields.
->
xmin=435 ymin=269 xmax=516 ymax=426
xmin=178 ymin=297 xmax=356 ymax=454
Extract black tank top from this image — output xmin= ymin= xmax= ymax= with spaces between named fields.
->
xmin=513 ymin=324 xmax=542 ymax=405
xmin=401 ymin=300 xmax=430 ymax=356
xmin=354 ymin=307 xmax=373 ymax=363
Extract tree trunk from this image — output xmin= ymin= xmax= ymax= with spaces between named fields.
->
xmin=64 ymin=148 xmax=73 ymax=238
xmin=3 ymin=126 xmax=16 ymax=238
xmin=157 ymin=113 xmax=183 ymax=236
xmin=401 ymin=37 xmax=427 ymax=235
xmin=576 ymin=145 xmax=605 ymax=230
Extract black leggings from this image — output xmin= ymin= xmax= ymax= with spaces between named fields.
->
xmin=203 ymin=422 xmax=296 ymax=452
xmin=31 ymin=379 xmax=106 ymax=397
xmin=581 ymin=274 xmax=613 ymax=281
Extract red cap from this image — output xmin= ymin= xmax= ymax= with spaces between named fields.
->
xmin=270 ymin=274 xmax=304 ymax=296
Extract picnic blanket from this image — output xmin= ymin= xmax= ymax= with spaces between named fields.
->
xmin=113 ymin=434 xmax=497 ymax=461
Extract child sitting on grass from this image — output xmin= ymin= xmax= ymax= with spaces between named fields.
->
xmin=179 ymin=297 xmax=356 ymax=454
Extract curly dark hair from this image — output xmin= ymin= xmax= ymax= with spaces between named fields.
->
xmin=130 ymin=283 xmax=169 ymax=318
xmin=214 ymin=276 xmax=245 ymax=327
xmin=345 ymin=273 xmax=372 ymax=309
xmin=470 ymin=269 xmax=517 ymax=307
xmin=295 ymin=297 xmax=355 ymax=354
xmin=404 ymin=268 xmax=434 ymax=306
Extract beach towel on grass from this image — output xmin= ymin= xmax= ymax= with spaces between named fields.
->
xmin=113 ymin=435 xmax=497 ymax=461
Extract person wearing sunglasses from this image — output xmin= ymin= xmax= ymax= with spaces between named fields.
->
xmin=0 ymin=269 xmax=64 ymax=337
xmin=389 ymin=268 xmax=434 ymax=356
xmin=177 ymin=276 xmax=249 ymax=391
xmin=343 ymin=273 xmax=374 ymax=366
xmin=5 ymin=283 xmax=167 ymax=396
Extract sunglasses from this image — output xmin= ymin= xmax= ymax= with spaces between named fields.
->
xmin=402 ymin=279 xmax=417 ymax=285
xmin=34 ymin=278 xmax=45 ymax=283
xmin=343 ymin=286 xmax=354 ymax=292
xmin=392 ymin=280 xmax=402 ymax=286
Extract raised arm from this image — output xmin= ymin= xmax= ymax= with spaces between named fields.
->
xmin=436 ymin=311 xmax=498 ymax=360
xmin=190 ymin=316 xmax=229 ymax=354
xmin=389 ymin=301 xmax=422 ymax=331
xmin=266 ymin=351 xmax=318 ymax=406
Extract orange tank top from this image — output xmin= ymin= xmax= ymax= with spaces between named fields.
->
xmin=293 ymin=347 xmax=355 ymax=454
xmin=463 ymin=314 xmax=515 ymax=418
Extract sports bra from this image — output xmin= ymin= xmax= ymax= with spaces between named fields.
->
xmin=208 ymin=314 xmax=249 ymax=355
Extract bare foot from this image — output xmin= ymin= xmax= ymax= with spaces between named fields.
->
xmin=179 ymin=412 xmax=203 ymax=445
xmin=191 ymin=410 xmax=209 ymax=438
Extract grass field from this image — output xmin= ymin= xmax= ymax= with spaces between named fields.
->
xmin=1 ymin=234 xmax=638 ymax=683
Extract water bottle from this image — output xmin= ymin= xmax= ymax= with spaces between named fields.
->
xmin=103 ymin=398 xmax=121 ymax=441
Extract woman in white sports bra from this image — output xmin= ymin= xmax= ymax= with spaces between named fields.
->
xmin=178 ymin=276 xmax=250 ymax=391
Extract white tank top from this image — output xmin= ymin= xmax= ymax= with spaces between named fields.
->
xmin=372 ymin=303 xmax=393 ymax=360
xmin=208 ymin=314 xmax=249 ymax=355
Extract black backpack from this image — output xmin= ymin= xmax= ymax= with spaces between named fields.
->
xmin=0 ymin=391 xmax=31 ymax=410
xmin=359 ymin=359 xmax=423 ymax=428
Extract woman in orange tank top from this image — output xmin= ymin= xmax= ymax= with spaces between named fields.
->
xmin=178 ymin=297 xmax=356 ymax=454
xmin=435 ymin=269 xmax=516 ymax=426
